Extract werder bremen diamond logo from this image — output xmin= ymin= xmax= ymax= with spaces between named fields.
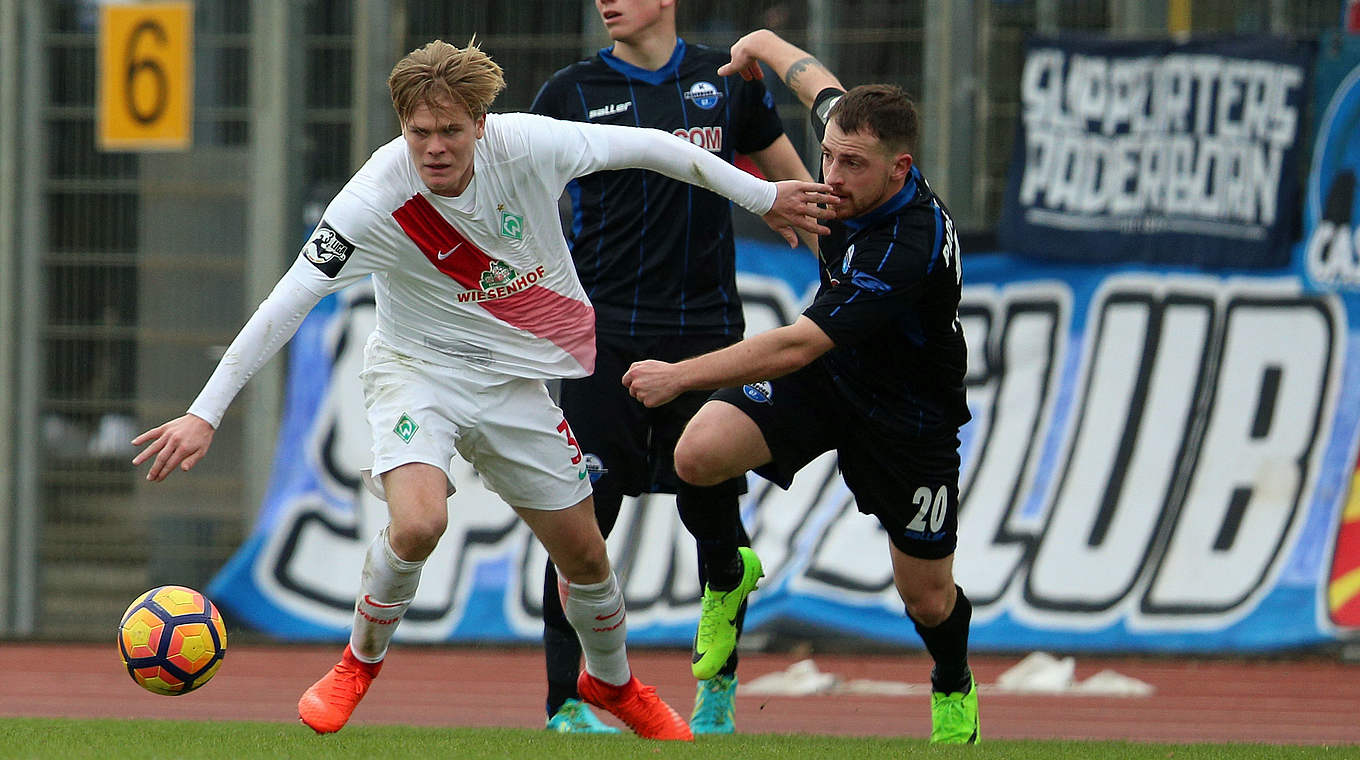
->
xmin=500 ymin=211 xmax=524 ymax=239
xmin=393 ymin=413 xmax=419 ymax=443
xmin=479 ymin=259 xmax=519 ymax=290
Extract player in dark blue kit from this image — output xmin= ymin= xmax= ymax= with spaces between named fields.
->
xmin=529 ymin=0 xmax=815 ymax=735
xmin=623 ymin=28 xmax=981 ymax=745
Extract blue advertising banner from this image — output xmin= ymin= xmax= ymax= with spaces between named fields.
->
xmin=207 ymin=235 xmax=1360 ymax=653
xmin=1299 ymin=30 xmax=1360 ymax=628
xmin=998 ymin=36 xmax=1313 ymax=269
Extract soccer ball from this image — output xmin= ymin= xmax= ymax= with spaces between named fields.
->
xmin=117 ymin=585 xmax=227 ymax=696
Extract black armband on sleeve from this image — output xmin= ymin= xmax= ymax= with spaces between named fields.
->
xmin=810 ymin=87 xmax=846 ymax=141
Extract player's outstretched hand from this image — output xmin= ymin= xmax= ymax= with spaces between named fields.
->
xmin=131 ymin=413 xmax=215 ymax=482
xmin=765 ymin=180 xmax=838 ymax=247
xmin=718 ymin=29 xmax=772 ymax=81
xmin=622 ymin=360 xmax=684 ymax=408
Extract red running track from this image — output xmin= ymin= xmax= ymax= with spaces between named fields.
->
xmin=1 ymin=643 xmax=1357 ymax=746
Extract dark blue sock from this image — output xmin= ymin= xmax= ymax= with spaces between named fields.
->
xmin=911 ymin=585 xmax=973 ymax=693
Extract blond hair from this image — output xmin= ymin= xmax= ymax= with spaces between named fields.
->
xmin=388 ymin=38 xmax=506 ymax=122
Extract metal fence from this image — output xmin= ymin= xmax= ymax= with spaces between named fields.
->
xmin=0 ymin=0 xmax=1346 ymax=639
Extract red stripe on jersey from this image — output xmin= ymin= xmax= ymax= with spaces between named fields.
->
xmin=392 ymin=194 xmax=494 ymax=286
xmin=391 ymin=194 xmax=596 ymax=372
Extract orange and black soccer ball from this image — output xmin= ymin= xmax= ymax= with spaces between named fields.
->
xmin=117 ymin=585 xmax=227 ymax=696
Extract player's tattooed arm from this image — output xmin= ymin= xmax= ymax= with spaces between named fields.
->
xmin=784 ymin=56 xmax=831 ymax=94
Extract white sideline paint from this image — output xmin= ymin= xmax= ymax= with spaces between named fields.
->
xmin=742 ymin=652 xmax=1155 ymax=698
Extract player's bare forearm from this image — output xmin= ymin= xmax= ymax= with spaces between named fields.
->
xmin=622 ymin=317 xmax=834 ymax=407
xmin=781 ymin=54 xmax=842 ymax=108
xmin=718 ymin=29 xmax=844 ymax=109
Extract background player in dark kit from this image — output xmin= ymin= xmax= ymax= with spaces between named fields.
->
xmin=530 ymin=0 xmax=815 ymax=735
xmin=622 ymin=28 xmax=981 ymax=744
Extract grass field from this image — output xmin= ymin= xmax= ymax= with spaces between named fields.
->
xmin=3 ymin=719 xmax=1358 ymax=760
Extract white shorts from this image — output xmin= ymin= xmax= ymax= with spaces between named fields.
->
xmin=357 ymin=335 xmax=593 ymax=511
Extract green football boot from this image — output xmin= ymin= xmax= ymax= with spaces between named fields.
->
xmin=691 ymin=546 xmax=763 ymax=680
xmin=928 ymin=672 xmax=980 ymax=744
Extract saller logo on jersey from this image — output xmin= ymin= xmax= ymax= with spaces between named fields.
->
xmin=588 ymin=101 xmax=632 ymax=120
xmin=304 ymin=222 xmax=355 ymax=278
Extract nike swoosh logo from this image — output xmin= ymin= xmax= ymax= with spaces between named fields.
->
xmin=595 ymin=601 xmax=623 ymax=621
xmin=436 ymin=242 xmax=463 ymax=260
xmin=578 ymin=470 xmax=588 ymax=480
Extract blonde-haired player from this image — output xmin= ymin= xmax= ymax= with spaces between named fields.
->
xmin=132 ymin=38 xmax=835 ymax=740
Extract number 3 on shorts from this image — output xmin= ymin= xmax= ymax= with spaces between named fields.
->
xmin=556 ymin=419 xmax=583 ymax=465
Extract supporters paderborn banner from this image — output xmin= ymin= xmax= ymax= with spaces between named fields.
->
xmin=208 ymin=226 xmax=1360 ymax=652
xmin=998 ymin=36 xmax=1312 ymax=268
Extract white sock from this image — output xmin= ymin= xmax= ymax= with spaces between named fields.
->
xmin=349 ymin=527 xmax=423 ymax=663
xmin=560 ymin=572 xmax=630 ymax=686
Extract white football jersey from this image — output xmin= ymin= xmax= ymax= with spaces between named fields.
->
xmin=186 ymin=112 xmax=775 ymax=427
xmin=289 ymin=112 xmax=615 ymax=378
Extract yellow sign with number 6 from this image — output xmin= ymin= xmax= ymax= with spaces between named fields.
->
xmin=98 ymin=2 xmax=193 ymax=151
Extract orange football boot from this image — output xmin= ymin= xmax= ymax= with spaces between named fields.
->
xmin=577 ymin=671 xmax=693 ymax=741
xmin=298 ymin=645 xmax=382 ymax=734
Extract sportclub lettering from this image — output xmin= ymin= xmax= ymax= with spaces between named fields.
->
xmin=245 ymin=271 xmax=1345 ymax=646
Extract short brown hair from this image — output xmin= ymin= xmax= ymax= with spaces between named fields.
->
xmin=828 ymin=84 xmax=919 ymax=156
xmin=388 ymin=38 xmax=506 ymax=123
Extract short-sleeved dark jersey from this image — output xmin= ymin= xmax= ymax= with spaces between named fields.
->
xmin=530 ymin=40 xmax=785 ymax=337
xmin=803 ymin=88 xmax=971 ymax=436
